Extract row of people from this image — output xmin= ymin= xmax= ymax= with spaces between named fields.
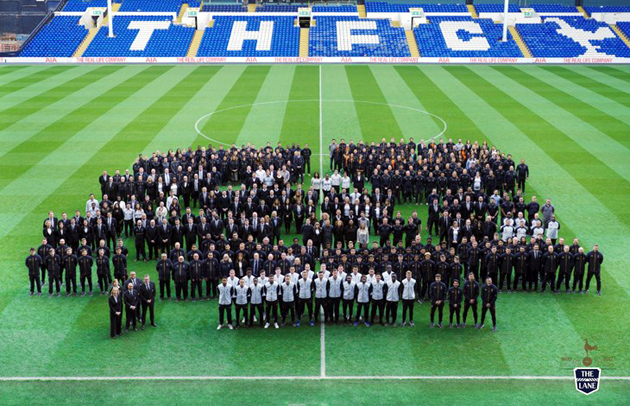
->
xmin=215 ymin=271 xmax=499 ymax=330
xmin=109 ymin=275 xmax=157 ymax=338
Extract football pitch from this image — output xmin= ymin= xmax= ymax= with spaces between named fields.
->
xmin=0 ymin=64 xmax=629 ymax=405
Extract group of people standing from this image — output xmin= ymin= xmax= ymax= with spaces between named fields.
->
xmin=25 ymin=138 xmax=604 ymax=336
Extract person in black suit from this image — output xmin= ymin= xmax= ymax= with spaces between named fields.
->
xmin=109 ymin=287 xmax=123 ymax=339
xmin=427 ymin=199 xmax=440 ymax=236
xmin=184 ymin=218 xmax=197 ymax=252
xmin=438 ymin=211 xmax=451 ymax=243
xmin=123 ymin=282 xmax=139 ymax=332
xmin=158 ymin=218 xmax=171 ymax=255
xmin=105 ymin=213 xmax=117 ymax=250
xmin=139 ymin=275 xmax=157 ymax=329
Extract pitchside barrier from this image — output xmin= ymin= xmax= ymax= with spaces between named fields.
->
xmin=3 ymin=56 xmax=629 ymax=64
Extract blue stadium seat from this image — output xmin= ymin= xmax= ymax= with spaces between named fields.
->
xmin=529 ymin=4 xmax=577 ymax=13
xmin=309 ymin=16 xmax=410 ymax=57
xmin=475 ymin=4 xmax=520 ymax=13
xmin=585 ymin=6 xmax=630 ymax=14
xmin=83 ymin=15 xmax=194 ymax=57
xmin=312 ymin=5 xmax=357 ymax=13
xmin=414 ymin=17 xmax=522 ymax=57
xmin=201 ymin=4 xmax=246 ymax=12
xmin=256 ymin=4 xmax=302 ymax=12
xmin=517 ymin=17 xmax=630 ymax=58
xmin=20 ymin=16 xmax=87 ymax=57
xmin=119 ymin=0 xmax=183 ymax=12
xmin=617 ymin=22 xmax=630 ymax=39
xmin=63 ymin=0 xmax=109 ymax=12
xmin=365 ymin=2 xmax=467 ymax=13
xmin=196 ymin=16 xmax=299 ymax=57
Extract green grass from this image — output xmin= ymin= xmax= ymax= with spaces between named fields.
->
xmin=0 ymin=64 xmax=629 ymax=405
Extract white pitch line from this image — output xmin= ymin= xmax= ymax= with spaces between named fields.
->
xmin=0 ymin=375 xmax=628 ymax=382
xmin=319 ymin=65 xmax=324 ymax=178
xmin=319 ymin=64 xmax=326 ymax=379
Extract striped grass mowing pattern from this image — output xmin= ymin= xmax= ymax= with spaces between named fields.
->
xmin=0 ymin=64 xmax=629 ymax=404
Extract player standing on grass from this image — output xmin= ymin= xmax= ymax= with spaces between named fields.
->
xmin=217 ymin=277 xmax=234 ymax=330
xmin=585 ymin=244 xmax=604 ymax=296
xmin=264 ymin=274 xmax=280 ymax=329
xmin=479 ymin=277 xmax=498 ymax=332
xmin=429 ymin=274 xmax=447 ymax=329
xmin=355 ymin=274 xmax=371 ymax=327
xmin=401 ymin=270 xmax=416 ymax=327
xmin=280 ymin=274 xmax=297 ymax=327
xmin=342 ymin=274 xmax=355 ymax=325
xmin=385 ymin=273 xmax=401 ymax=326
xmin=462 ymin=272 xmax=479 ymax=328
xmin=448 ymin=279 xmax=463 ymax=328
xmin=25 ymin=248 xmax=42 ymax=296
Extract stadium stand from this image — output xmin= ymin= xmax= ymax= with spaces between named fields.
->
xmin=196 ymin=16 xmax=299 ymax=57
xmin=11 ymin=2 xmax=630 ymax=59
xmin=20 ymin=16 xmax=87 ymax=57
xmin=413 ymin=17 xmax=522 ymax=58
xmin=517 ymin=16 xmax=630 ymax=58
xmin=83 ymin=15 xmax=194 ymax=57
xmin=119 ymin=0 xmax=182 ymax=12
xmin=309 ymin=16 xmax=410 ymax=57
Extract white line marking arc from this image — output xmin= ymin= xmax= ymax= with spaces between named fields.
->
xmin=194 ymin=100 xmax=448 ymax=147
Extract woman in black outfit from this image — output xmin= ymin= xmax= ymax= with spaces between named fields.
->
xmin=109 ymin=287 xmax=123 ymax=339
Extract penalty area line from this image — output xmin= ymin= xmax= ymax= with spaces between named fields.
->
xmin=0 ymin=376 xmax=628 ymax=382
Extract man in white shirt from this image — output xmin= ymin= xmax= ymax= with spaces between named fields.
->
xmin=86 ymin=193 xmax=99 ymax=214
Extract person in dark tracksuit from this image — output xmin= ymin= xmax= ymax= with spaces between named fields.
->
xmin=429 ymin=273 xmax=447 ymax=328
xmin=156 ymin=253 xmax=172 ymax=300
xmin=45 ymin=248 xmax=62 ymax=297
xmin=527 ymin=245 xmax=542 ymax=291
xmin=513 ymin=246 xmax=528 ymax=291
xmin=463 ymin=272 xmax=479 ymax=328
xmin=172 ymin=256 xmax=189 ymax=302
xmin=26 ymin=248 xmax=43 ymax=295
xmin=556 ymin=245 xmax=574 ymax=293
xmin=448 ymin=279 xmax=463 ymax=328
xmin=585 ymin=245 xmax=604 ymax=295
xmin=63 ymin=248 xmax=78 ymax=296
xmin=479 ymin=277 xmax=498 ymax=331
xmin=78 ymin=249 xmax=93 ymax=296
xmin=572 ymin=247 xmax=588 ymax=293
xmin=541 ymin=246 xmax=558 ymax=293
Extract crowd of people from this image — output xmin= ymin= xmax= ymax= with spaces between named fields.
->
xmin=25 ymin=138 xmax=605 ymax=335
